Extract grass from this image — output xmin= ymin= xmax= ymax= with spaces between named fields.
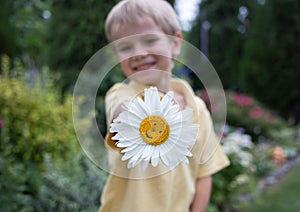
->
xmin=240 ymin=163 xmax=300 ymax=211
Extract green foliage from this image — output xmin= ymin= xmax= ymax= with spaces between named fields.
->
xmin=241 ymin=164 xmax=300 ymax=211
xmin=188 ymin=0 xmax=253 ymax=90
xmin=0 ymin=55 xmax=108 ymax=210
xmin=0 ymin=154 xmax=41 ymax=211
xmin=239 ymin=0 xmax=300 ymax=115
xmin=0 ymin=57 xmax=77 ymax=165
xmin=35 ymin=153 xmax=107 ymax=211
xmin=0 ymin=0 xmax=19 ymax=57
xmin=188 ymin=0 xmax=300 ymax=117
xmin=46 ymin=0 xmax=120 ymax=91
xmin=225 ymin=91 xmax=292 ymax=143
xmin=210 ymin=130 xmax=257 ymax=211
xmin=200 ymin=89 xmax=295 ymax=143
xmin=200 ymin=89 xmax=299 ymax=210
xmin=0 ymin=0 xmax=50 ymax=63
xmin=0 ymin=151 xmax=107 ymax=211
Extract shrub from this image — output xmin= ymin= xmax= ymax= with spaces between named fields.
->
xmin=0 ymin=57 xmax=77 ymax=165
xmin=199 ymin=89 xmax=296 ymax=144
xmin=0 ymin=55 xmax=107 ymax=210
xmin=210 ymin=130 xmax=257 ymax=211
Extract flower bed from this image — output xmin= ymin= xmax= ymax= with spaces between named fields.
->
xmin=198 ymin=89 xmax=299 ymax=211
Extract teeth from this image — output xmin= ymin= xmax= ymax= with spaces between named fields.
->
xmin=135 ymin=63 xmax=154 ymax=71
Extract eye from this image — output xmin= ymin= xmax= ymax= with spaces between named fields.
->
xmin=118 ymin=45 xmax=132 ymax=52
xmin=144 ymin=37 xmax=158 ymax=45
xmin=115 ymin=42 xmax=133 ymax=53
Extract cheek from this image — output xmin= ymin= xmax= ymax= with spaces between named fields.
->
xmin=156 ymin=55 xmax=173 ymax=69
xmin=119 ymin=59 xmax=132 ymax=77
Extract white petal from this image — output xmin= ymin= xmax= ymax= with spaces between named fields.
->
xmin=162 ymin=149 xmax=179 ymax=169
xmin=116 ymin=111 xmax=142 ymax=127
xmin=158 ymin=142 xmax=173 ymax=156
xmin=142 ymin=145 xmax=154 ymax=160
xmin=114 ymin=131 xmax=140 ymax=142
xmin=163 ymin=104 xmax=180 ymax=118
xmin=110 ymin=122 xmax=139 ymax=134
xmin=159 ymin=142 xmax=176 ymax=167
xmin=128 ymin=98 xmax=149 ymax=118
xmin=161 ymin=91 xmax=174 ymax=112
xmin=167 ymin=108 xmax=193 ymax=126
xmin=174 ymin=145 xmax=192 ymax=157
xmin=122 ymin=145 xmax=144 ymax=160
xmin=128 ymin=158 xmax=142 ymax=168
xmin=116 ymin=137 xmax=142 ymax=147
xmin=144 ymin=87 xmax=160 ymax=113
xmin=141 ymin=158 xmax=150 ymax=172
xmin=122 ymin=146 xmax=142 ymax=161
xmin=181 ymin=108 xmax=193 ymax=120
xmin=151 ymin=148 xmax=160 ymax=167
xmin=151 ymin=156 xmax=159 ymax=167
xmin=160 ymin=153 xmax=169 ymax=167
xmin=121 ymin=142 xmax=140 ymax=153
xmin=129 ymin=144 xmax=147 ymax=162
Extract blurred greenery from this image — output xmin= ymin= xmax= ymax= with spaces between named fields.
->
xmin=240 ymin=163 xmax=300 ymax=211
xmin=0 ymin=56 xmax=107 ymax=210
xmin=0 ymin=55 xmax=77 ymax=165
xmin=189 ymin=0 xmax=300 ymax=121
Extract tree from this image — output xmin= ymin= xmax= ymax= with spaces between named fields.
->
xmin=0 ymin=0 xmax=19 ymax=57
xmin=188 ymin=0 xmax=252 ymax=90
xmin=239 ymin=0 xmax=300 ymax=119
xmin=0 ymin=0 xmax=50 ymax=65
xmin=46 ymin=0 xmax=118 ymax=91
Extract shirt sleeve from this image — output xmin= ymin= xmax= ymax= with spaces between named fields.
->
xmin=195 ymin=97 xmax=230 ymax=178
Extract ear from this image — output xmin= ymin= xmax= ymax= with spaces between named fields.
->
xmin=172 ymin=31 xmax=183 ymax=58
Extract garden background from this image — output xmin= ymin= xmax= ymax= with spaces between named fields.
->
xmin=1 ymin=0 xmax=299 ymax=211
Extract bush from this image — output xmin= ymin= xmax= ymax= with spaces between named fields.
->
xmin=0 ymin=59 xmax=77 ymax=165
xmin=0 ymin=55 xmax=107 ymax=210
xmin=199 ymin=89 xmax=296 ymax=144
xmin=210 ymin=130 xmax=257 ymax=211
xmin=226 ymin=91 xmax=290 ymax=141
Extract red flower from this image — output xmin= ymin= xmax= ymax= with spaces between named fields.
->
xmin=250 ymin=107 xmax=262 ymax=118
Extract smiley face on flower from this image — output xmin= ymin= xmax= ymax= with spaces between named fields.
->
xmin=139 ymin=115 xmax=170 ymax=145
xmin=110 ymin=87 xmax=199 ymax=172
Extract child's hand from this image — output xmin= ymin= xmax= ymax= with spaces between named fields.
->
xmin=113 ymin=100 xmax=130 ymax=120
xmin=174 ymin=91 xmax=186 ymax=110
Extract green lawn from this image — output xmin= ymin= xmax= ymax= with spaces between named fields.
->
xmin=240 ymin=163 xmax=300 ymax=212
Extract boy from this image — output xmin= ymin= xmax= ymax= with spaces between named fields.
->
xmin=100 ymin=0 xmax=230 ymax=211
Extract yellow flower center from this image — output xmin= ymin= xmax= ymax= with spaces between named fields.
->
xmin=139 ymin=115 xmax=170 ymax=145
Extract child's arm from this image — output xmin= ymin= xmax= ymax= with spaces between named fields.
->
xmin=190 ymin=175 xmax=212 ymax=212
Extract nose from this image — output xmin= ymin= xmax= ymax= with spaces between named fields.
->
xmin=132 ymin=44 xmax=148 ymax=61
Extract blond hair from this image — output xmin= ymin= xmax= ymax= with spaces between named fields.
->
xmin=105 ymin=0 xmax=181 ymax=41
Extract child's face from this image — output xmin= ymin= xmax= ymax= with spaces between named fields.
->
xmin=112 ymin=18 xmax=182 ymax=87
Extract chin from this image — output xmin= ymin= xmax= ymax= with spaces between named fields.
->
xmin=132 ymin=76 xmax=159 ymax=86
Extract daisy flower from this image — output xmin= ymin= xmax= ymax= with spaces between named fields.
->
xmin=110 ymin=87 xmax=199 ymax=172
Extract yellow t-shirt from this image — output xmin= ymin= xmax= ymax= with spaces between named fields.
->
xmin=100 ymin=79 xmax=230 ymax=212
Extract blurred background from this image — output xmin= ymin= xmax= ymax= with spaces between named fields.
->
xmin=0 ymin=0 xmax=299 ymax=211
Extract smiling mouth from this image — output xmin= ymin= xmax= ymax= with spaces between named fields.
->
xmin=134 ymin=63 xmax=156 ymax=71
xmin=145 ymin=131 xmax=153 ymax=139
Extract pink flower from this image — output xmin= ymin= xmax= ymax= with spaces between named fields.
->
xmin=250 ymin=107 xmax=262 ymax=118
xmin=0 ymin=119 xmax=3 ymax=128
xmin=231 ymin=93 xmax=254 ymax=107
